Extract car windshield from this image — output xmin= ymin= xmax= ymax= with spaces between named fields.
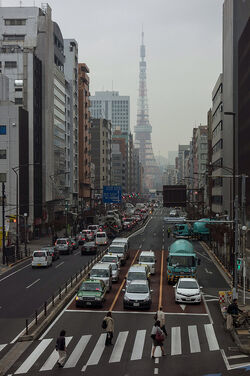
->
xmin=169 ymin=256 xmax=195 ymax=267
xmin=109 ymin=247 xmax=124 ymax=254
xmin=139 ymin=256 xmax=154 ymax=263
xmin=178 ymin=280 xmax=198 ymax=289
xmin=90 ymin=269 xmax=109 ymax=277
xmin=80 ymin=282 xmax=102 ymax=291
xmin=33 ymin=251 xmax=46 ymax=257
xmin=56 ymin=240 xmax=67 ymax=244
xmin=102 ymin=257 xmax=117 ymax=263
xmin=127 ymin=272 xmax=147 ymax=281
xmin=127 ymin=284 xmax=148 ymax=293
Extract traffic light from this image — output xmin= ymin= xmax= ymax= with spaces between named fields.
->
xmin=237 ymin=258 xmax=243 ymax=271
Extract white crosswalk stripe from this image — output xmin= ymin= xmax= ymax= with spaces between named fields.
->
xmin=12 ymin=324 xmax=220 ymax=374
xmin=40 ymin=337 xmax=72 ymax=371
xmin=0 ymin=344 xmax=7 ymax=352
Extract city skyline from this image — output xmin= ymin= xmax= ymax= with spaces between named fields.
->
xmin=2 ymin=0 xmax=223 ymax=158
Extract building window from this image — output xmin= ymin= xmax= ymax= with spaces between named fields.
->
xmin=0 ymin=150 xmax=7 ymax=159
xmin=5 ymin=61 xmax=17 ymax=68
xmin=3 ymin=34 xmax=25 ymax=41
xmin=0 ymin=126 xmax=7 ymax=135
xmin=15 ymin=98 xmax=23 ymax=105
xmin=4 ymin=19 xmax=26 ymax=25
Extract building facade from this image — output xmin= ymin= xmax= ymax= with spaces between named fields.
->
xmin=89 ymin=91 xmax=130 ymax=134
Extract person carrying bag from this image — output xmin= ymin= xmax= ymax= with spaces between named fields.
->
xmin=151 ymin=320 xmax=165 ymax=358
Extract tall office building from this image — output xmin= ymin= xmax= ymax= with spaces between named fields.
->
xmin=89 ymin=91 xmax=130 ymax=134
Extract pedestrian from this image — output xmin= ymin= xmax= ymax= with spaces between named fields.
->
xmin=103 ymin=311 xmax=114 ymax=346
xmin=154 ymin=306 xmax=167 ymax=336
xmin=227 ymin=298 xmax=244 ymax=329
xmin=151 ymin=320 xmax=165 ymax=358
xmin=56 ymin=330 xmax=67 ymax=368
xmin=167 ymin=227 xmax=171 ymax=238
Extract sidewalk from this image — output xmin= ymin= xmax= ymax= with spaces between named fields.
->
xmin=0 ymin=230 xmax=65 ymax=274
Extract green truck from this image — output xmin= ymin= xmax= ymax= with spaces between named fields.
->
xmin=167 ymin=239 xmax=200 ymax=284
xmin=173 ymin=218 xmax=210 ymax=240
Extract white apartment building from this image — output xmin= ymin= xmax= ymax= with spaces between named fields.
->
xmin=89 ymin=91 xmax=130 ymax=134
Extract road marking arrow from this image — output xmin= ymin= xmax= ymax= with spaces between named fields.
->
xmin=205 ymin=268 xmax=213 ymax=274
xmin=180 ymin=304 xmax=186 ymax=311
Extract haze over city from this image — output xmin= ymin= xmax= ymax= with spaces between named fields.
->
xmin=3 ymin=0 xmax=224 ymax=158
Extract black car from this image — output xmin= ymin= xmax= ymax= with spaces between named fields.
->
xmin=81 ymin=241 xmax=97 ymax=255
xmin=43 ymin=246 xmax=60 ymax=261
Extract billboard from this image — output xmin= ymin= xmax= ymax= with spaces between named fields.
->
xmin=163 ymin=185 xmax=186 ymax=207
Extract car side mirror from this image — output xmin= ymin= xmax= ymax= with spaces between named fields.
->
xmin=200 ymin=286 xmax=203 ymax=289
xmin=150 ymin=289 xmax=153 ymax=293
xmin=173 ymin=285 xmax=176 ymax=288
xmin=122 ymin=288 xmax=125 ymax=292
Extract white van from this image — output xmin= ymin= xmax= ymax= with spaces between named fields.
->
xmin=32 ymin=249 xmax=52 ymax=268
xmin=112 ymin=237 xmax=130 ymax=257
xmin=138 ymin=251 xmax=156 ymax=274
xmin=89 ymin=263 xmax=112 ymax=291
xmin=95 ymin=231 xmax=108 ymax=245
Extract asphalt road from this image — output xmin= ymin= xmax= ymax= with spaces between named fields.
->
xmin=3 ymin=207 xmax=250 ymax=375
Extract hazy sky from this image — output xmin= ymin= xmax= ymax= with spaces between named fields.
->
xmin=5 ymin=0 xmax=224 ymax=158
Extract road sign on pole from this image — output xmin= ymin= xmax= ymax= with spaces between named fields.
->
xmin=103 ymin=186 xmax=122 ymax=204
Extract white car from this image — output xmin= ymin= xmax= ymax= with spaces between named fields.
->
xmin=174 ymin=278 xmax=202 ymax=304
xmin=95 ymin=231 xmax=108 ymax=245
xmin=32 ymin=249 xmax=52 ymax=268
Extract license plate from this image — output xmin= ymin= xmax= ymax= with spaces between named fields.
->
xmin=185 ymin=297 xmax=191 ymax=301
xmin=133 ymin=302 xmax=140 ymax=307
xmin=37 ymin=264 xmax=41 ymax=266
xmin=86 ymin=302 xmax=92 ymax=306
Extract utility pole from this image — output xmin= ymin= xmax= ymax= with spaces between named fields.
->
xmin=233 ymin=195 xmax=239 ymax=299
xmin=2 ymin=182 xmax=6 ymax=264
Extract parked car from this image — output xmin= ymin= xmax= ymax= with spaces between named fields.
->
xmin=123 ymin=280 xmax=152 ymax=309
xmin=81 ymin=241 xmax=97 ymax=255
xmin=32 ymin=249 xmax=53 ymax=268
xmin=95 ymin=231 xmax=108 ymax=246
xmin=54 ymin=238 xmax=73 ymax=255
xmin=75 ymin=279 xmax=107 ymax=308
xmin=43 ymin=246 xmax=60 ymax=261
xmin=89 ymin=263 xmax=112 ymax=291
xmin=174 ymin=278 xmax=202 ymax=304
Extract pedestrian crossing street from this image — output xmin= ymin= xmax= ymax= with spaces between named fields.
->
xmin=3 ymin=323 xmax=220 ymax=374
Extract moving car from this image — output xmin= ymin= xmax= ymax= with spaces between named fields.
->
xmin=75 ymin=279 xmax=107 ymax=307
xmin=32 ymin=249 xmax=53 ymax=268
xmin=138 ymin=251 xmax=156 ymax=274
xmin=89 ymin=263 xmax=112 ymax=291
xmin=108 ymin=243 xmax=127 ymax=265
xmin=101 ymin=253 xmax=120 ymax=267
xmin=43 ymin=246 xmax=60 ymax=261
xmin=81 ymin=241 xmax=97 ymax=255
xmin=125 ymin=264 xmax=149 ymax=288
xmin=95 ymin=231 xmax=108 ymax=245
xmin=70 ymin=237 xmax=79 ymax=250
xmin=54 ymin=238 xmax=73 ymax=255
xmin=174 ymin=278 xmax=202 ymax=304
xmin=123 ymin=280 xmax=152 ymax=309
xmin=88 ymin=225 xmax=100 ymax=237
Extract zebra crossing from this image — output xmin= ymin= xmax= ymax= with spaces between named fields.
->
xmin=10 ymin=323 xmax=219 ymax=374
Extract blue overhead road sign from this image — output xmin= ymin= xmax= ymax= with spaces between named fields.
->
xmin=103 ymin=186 xmax=122 ymax=203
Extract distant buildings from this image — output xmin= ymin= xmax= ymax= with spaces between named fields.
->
xmin=89 ymin=91 xmax=130 ymax=134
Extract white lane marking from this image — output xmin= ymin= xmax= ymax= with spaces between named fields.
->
xmin=204 ymin=324 xmax=219 ymax=351
xmin=26 ymin=278 xmax=40 ymax=289
xmin=55 ymin=261 xmax=64 ymax=269
xmin=202 ymin=294 xmax=213 ymax=324
xmin=171 ymin=327 xmax=181 ymax=355
xmin=227 ymin=354 xmax=248 ymax=359
xmin=40 ymin=337 xmax=72 ymax=371
xmin=188 ymin=325 xmax=201 ymax=353
xmin=154 ymin=368 xmax=159 ymax=375
xmin=64 ymin=335 xmax=91 ymax=368
xmin=109 ymin=331 xmax=128 ymax=363
xmin=204 ymin=294 xmax=219 ymax=299
xmin=220 ymin=349 xmax=231 ymax=371
xmin=0 ymin=344 xmax=7 ymax=352
xmin=65 ymin=309 xmax=208 ymax=316
xmin=82 ymin=333 xmax=106 ymax=371
xmin=14 ymin=338 xmax=52 ymax=374
xmin=131 ymin=329 xmax=146 ymax=360
xmin=74 ymin=251 xmax=80 ymax=256
xmin=0 ymin=263 xmax=30 ymax=283
xmin=155 ymin=358 xmax=159 ymax=364
xmin=179 ymin=304 xmax=186 ymax=311
xmin=205 ymin=299 xmax=219 ymax=302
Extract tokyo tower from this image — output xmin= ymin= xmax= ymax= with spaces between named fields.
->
xmin=134 ymin=31 xmax=159 ymax=190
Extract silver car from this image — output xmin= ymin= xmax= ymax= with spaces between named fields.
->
xmin=54 ymin=238 xmax=73 ymax=255
xmin=123 ymin=280 xmax=152 ymax=309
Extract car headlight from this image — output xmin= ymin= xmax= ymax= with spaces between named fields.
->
xmin=124 ymin=295 xmax=129 ymax=301
xmin=95 ymin=296 xmax=101 ymax=301
xmin=76 ymin=296 xmax=79 ymax=301
xmin=144 ymin=296 xmax=150 ymax=301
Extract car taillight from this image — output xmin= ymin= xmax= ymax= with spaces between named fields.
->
xmin=54 ymin=242 xmax=56 ymax=245
xmin=67 ymin=242 xmax=69 ymax=245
